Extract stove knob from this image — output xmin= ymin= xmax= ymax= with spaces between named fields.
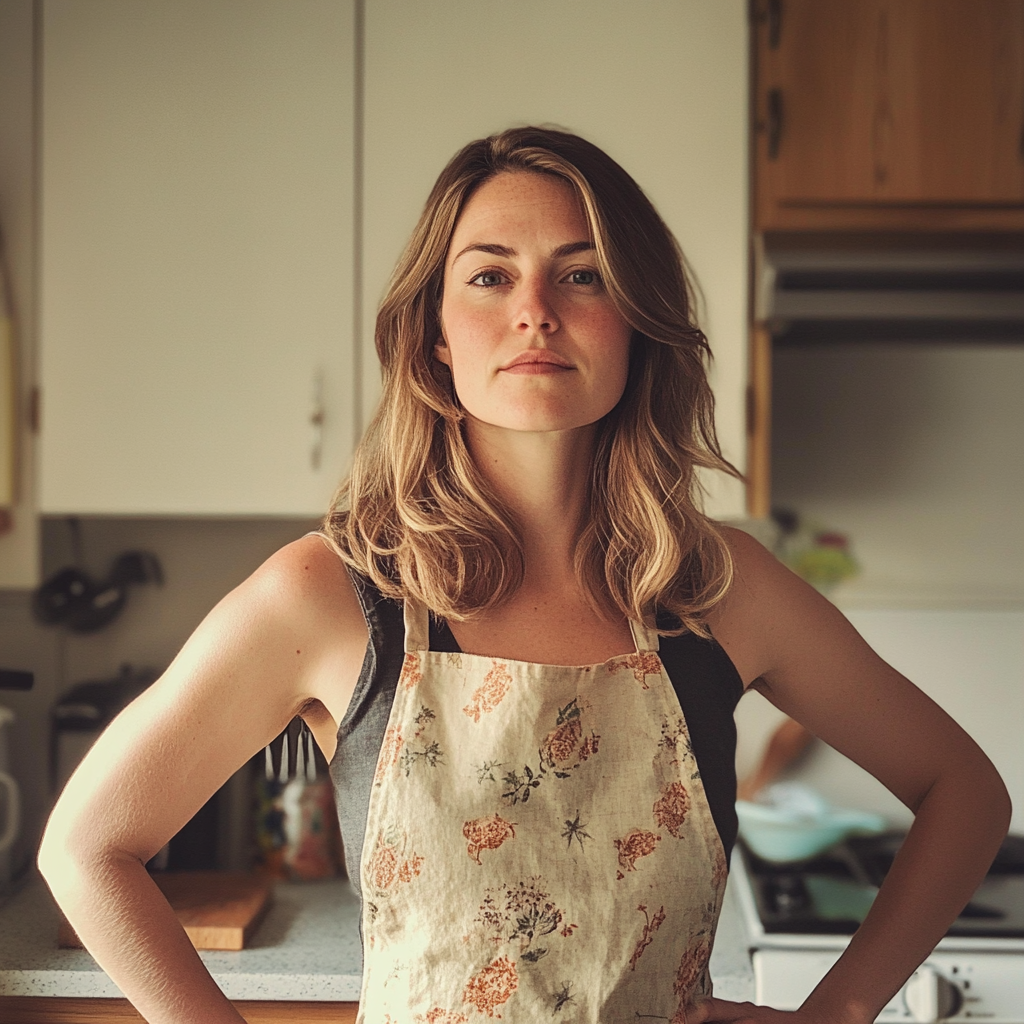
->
xmin=903 ymin=965 xmax=963 ymax=1022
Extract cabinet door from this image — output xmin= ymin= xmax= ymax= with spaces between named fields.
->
xmin=362 ymin=0 xmax=749 ymax=519
xmin=0 ymin=0 xmax=38 ymax=585
xmin=754 ymin=0 xmax=1024 ymax=230
xmin=39 ymin=0 xmax=356 ymax=515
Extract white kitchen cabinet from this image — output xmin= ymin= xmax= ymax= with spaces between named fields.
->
xmin=37 ymin=0 xmax=748 ymax=519
xmin=0 ymin=0 xmax=39 ymax=587
xmin=361 ymin=0 xmax=749 ymax=519
xmin=38 ymin=0 xmax=357 ymax=515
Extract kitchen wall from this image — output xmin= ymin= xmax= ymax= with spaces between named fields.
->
xmin=735 ymin=609 xmax=1024 ymax=836
xmin=772 ymin=341 xmax=1024 ymax=608
xmin=38 ymin=517 xmax=318 ymax=684
xmin=735 ymin=338 xmax=1024 ymax=834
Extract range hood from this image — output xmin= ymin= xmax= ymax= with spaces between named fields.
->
xmin=756 ymin=246 xmax=1024 ymax=344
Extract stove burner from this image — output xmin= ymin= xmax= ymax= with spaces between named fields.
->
xmin=765 ymin=874 xmax=811 ymax=916
xmin=742 ymin=831 xmax=1024 ymax=939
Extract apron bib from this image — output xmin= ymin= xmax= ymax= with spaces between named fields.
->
xmin=356 ymin=599 xmax=728 ymax=1024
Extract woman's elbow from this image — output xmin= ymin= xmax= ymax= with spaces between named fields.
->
xmin=37 ymin=799 xmax=121 ymax=900
xmin=944 ymin=746 xmax=1013 ymax=839
xmin=37 ymin=811 xmax=87 ymax=898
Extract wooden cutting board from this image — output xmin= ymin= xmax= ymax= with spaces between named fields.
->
xmin=58 ymin=871 xmax=274 ymax=951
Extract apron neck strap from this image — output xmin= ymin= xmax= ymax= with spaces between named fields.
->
xmin=628 ymin=618 xmax=661 ymax=654
xmin=403 ymin=596 xmax=430 ymax=653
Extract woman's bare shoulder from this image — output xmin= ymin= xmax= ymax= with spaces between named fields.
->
xmin=207 ymin=533 xmax=369 ymax=727
xmin=705 ymin=524 xmax=854 ymax=688
xmin=241 ymin=533 xmax=365 ymax=632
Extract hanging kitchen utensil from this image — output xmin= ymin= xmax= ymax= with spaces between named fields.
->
xmin=32 ymin=548 xmax=164 ymax=633
xmin=264 ymin=716 xmax=319 ymax=783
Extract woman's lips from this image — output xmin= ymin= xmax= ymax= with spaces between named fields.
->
xmin=501 ymin=362 xmax=573 ymax=375
xmin=500 ymin=352 xmax=574 ymax=374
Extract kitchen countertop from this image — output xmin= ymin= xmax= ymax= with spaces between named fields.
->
xmin=0 ymin=871 xmax=754 ymax=1003
xmin=0 ymin=874 xmax=364 ymax=1001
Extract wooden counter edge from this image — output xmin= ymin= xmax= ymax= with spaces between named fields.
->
xmin=0 ymin=996 xmax=358 ymax=1023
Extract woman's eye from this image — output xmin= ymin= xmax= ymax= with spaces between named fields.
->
xmin=567 ymin=269 xmax=599 ymax=286
xmin=469 ymin=271 xmax=505 ymax=287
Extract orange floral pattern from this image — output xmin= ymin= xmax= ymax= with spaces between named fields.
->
xmin=416 ymin=1010 xmax=468 ymax=1024
xmin=614 ymin=828 xmax=661 ymax=877
xmin=653 ymin=781 xmax=691 ymax=838
xmin=629 ymin=903 xmax=666 ymax=971
xmin=374 ymin=726 xmax=404 ymax=785
xmin=463 ymin=814 xmax=517 ymax=865
xmin=399 ymin=652 xmax=424 ymax=690
xmin=463 ymin=661 xmax=512 ymax=722
xmin=500 ymin=698 xmax=600 ymax=804
xmin=462 ymin=955 xmax=519 ymax=1017
xmin=607 ymin=651 xmax=663 ymax=688
xmin=672 ymin=935 xmax=713 ymax=1000
xmin=367 ymin=831 xmax=424 ymax=897
xmin=541 ymin=699 xmax=582 ymax=765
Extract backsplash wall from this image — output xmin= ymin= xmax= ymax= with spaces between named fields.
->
xmin=735 ymin=608 xmax=1024 ymax=836
xmin=40 ymin=516 xmax=319 ymax=685
xmin=0 ymin=516 xmax=316 ymax=882
xmin=772 ymin=341 xmax=1024 ymax=607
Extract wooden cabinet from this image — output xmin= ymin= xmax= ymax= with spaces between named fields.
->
xmin=38 ymin=1 xmax=357 ymax=516
xmin=753 ymin=0 xmax=1024 ymax=231
xmin=363 ymin=0 xmax=751 ymax=519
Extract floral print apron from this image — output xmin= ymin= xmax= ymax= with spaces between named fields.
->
xmin=356 ymin=597 xmax=729 ymax=1024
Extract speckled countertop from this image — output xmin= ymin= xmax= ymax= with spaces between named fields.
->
xmin=0 ymin=874 xmax=363 ymax=1001
xmin=0 ymin=872 xmax=753 ymax=1003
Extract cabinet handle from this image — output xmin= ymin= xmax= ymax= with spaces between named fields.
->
xmin=766 ymin=88 xmax=783 ymax=159
xmin=751 ymin=0 xmax=782 ymax=49
xmin=767 ymin=0 xmax=782 ymax=49
xmin=310 ymin=368 xmax=325 ymax=471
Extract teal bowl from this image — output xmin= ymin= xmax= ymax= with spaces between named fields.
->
xmin=736 ymin=800 xmax=886 ymax=863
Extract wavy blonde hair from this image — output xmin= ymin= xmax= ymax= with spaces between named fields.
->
xmin=324 ymin=126 xmax=741 ymax=636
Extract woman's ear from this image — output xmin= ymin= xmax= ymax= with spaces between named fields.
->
xmin=434 ymin=336 xmax=452 ymax=366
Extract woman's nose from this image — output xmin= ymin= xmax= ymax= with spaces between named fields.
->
xmin=513 ymin=278 xmax=560 ymax=334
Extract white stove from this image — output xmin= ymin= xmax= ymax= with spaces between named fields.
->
xmin=731 ymin=833 xmax=1024 ymax=1023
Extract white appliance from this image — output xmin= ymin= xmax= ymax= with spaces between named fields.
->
xmin=731 ymin=837 xmax=1024 ymax=1023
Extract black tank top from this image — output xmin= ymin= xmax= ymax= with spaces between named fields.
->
xmin=328 ymin=571 xmax=744 ymax=904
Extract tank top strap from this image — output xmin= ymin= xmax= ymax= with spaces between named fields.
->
xmin=628 ymin=617 xmax=661 ymax=654
xmin=403 ymin=595 xmax=430 ymax=653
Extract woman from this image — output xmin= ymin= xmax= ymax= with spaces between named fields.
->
xmin=39 ymin=128 xmax=1010 ymax=1024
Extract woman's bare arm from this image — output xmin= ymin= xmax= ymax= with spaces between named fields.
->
xmin=37 ymin=535 xmax=367 ymax=1024
xmin=700 ymin=528 xmax=1011 ymax=1024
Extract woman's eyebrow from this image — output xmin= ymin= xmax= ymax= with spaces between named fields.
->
xmin=451 ymin=240 xmax=595 ymax=264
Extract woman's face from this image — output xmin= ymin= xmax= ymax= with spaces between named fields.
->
xmin=437 ymin=171 xmax=632 ymax=435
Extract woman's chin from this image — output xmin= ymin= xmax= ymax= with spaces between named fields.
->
xmin=463 ymin=409 xmax=604 ymax=438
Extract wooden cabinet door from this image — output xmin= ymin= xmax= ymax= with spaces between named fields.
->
xmin=39 ymin=1 xmax=357 ymax=515
xmin=363 ymin=0 xmax=750 ymax=518
xmin=754 ymin=0 xmax=1024 ymax=230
